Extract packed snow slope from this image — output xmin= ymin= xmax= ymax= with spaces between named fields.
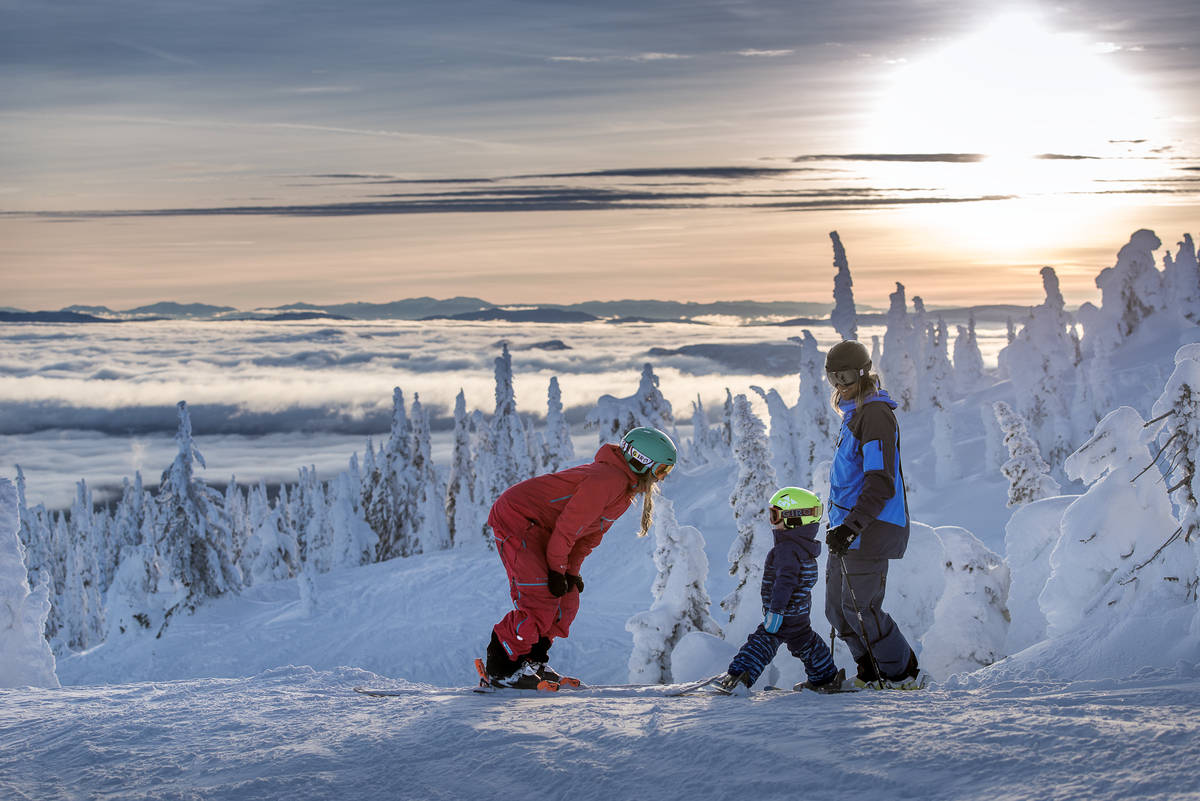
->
xmin=3 ymin=667 xmax=1198 ymax=801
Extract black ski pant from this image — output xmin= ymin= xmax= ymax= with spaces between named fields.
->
xmin=825 ymin=554 xmax=914 ymax=681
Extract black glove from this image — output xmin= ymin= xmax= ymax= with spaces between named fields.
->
xmin=547 ymin=570 xmax=569 ymax=597
xmin=826 ymin=524 xmax=859 ymax=556
xmin=567 ymin=573 xmax=584 ymax=594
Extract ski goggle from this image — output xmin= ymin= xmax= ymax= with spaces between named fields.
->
xmin=826 ymin=367 xmax=865 ymax=387
xmin=621 ymin=441 xmax=675 ymax=480
xmin=769 ymin=505 xmax=821 ymax=526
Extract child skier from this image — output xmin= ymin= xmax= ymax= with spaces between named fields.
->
xmin=482 ymin=426 xmax=677 ymax=690
xmin=718 ymin=487 xmax=844 ymax=693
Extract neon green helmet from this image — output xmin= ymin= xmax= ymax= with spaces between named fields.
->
xmin=620 ymin=427 xmax=677 ymax=479
xmin=768 ymin=487 xmax=823 ymax=527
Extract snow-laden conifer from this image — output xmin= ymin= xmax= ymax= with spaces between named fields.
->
xmin=410 ymin=393 xmax=449 ymax=552
xmin=13 ymin=466 xmax=53 ymax=601
xmin=296 ymin=466 xmax=331 ymax=571
xmin=750 ymin=385 xmax=800 ymax=486
xmin=64 ymin=480 xmax=104 ymax=650
xmin=542 ymin=377 xmax=574 ymax=473
xmin=154 ymin=402 xmax=242 ymax=628
xmin=585 ymin=363 xmax=674 ymax=445
xmin=1084 ymin=230 xmax=1166 ymax=350
xmin=1163 ymin=233 xmax=1200 ymax=322
xmin=625 ymin=495 xmax=722 ymax=684
xmin=881 ymin=282 xmax=919 ymax=412
xmin=997 ymin=267 xmax=1076 ymax=467
xmin=0 ymin=478 xmax=59 ymax=688
xmin=329 ymin=471 xmax=377 ymax=569
xmin=829 ymin=230 xmax=857 ymax=342
xmin=994 ymin=401 xmax=1061 ymax=507
xmin=490 ymin=344 xmax=534 ymax=489
xmin=1150 ymin=344 xmax=1200 ymax=546
xmin=243 ymin=481 xmax=298 ymax=586
xmin=790 ymin=331 xmax=836 ymax=487
xmin=953 ymin=314 xmax=985 ymax=395
xmin=445 ymin=390 xmax=477 ymax=547
xmin=720 ymin=394 xmax=778 ymax=646
xmin=1040 ymin=405 xmax=1190 ymax=638
xmin=928 ymin=319 xmax=957 ymax=487
xmin=363 ymin=388 xmax=417 ymax=560
xmin=919 ymin=526 xmax=1010 ymax=679
xmin=224 ymin=478 xmax=249 ymax=574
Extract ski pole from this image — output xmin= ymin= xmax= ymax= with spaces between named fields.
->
xmin=838 ymin=553 xmax=885 ymax=688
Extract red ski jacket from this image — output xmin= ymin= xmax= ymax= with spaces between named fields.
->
xmin=489 ymin=444 xmax=640 ymax=574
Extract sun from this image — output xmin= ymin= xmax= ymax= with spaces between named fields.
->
xmin=861 ymin=11 xmax=1161 ymax=159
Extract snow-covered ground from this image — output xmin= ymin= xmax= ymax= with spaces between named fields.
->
xmin=4 ymin=665 xmax=1198 ymax=801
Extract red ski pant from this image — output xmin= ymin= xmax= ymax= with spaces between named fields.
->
xmin=489 ymin=514 xmax=580 ymax=661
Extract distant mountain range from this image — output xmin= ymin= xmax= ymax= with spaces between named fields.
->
xmin=3 ymin=297 xmax=837 ymax=323
xmin=0 ymin=298 xmax=1037 ymax=325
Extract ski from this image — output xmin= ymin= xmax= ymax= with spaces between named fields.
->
xmin=662 ymin=674 xmax=734 ymax=697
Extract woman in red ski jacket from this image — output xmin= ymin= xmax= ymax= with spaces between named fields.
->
xmin=482 ymin=426 xmax=677 ymax=689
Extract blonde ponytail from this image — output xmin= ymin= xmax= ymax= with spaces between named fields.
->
xmin=633 ymin=472 xmax=658 ymax=537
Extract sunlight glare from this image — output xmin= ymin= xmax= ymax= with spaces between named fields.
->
xmin=862 ymin=11 xmax=1161 ymax=159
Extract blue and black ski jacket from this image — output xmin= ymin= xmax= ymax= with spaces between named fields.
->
xmin=827 ymin=389 xmax=910 ymax=559
xmin=760 ymin=522 xmax=822 ymax=616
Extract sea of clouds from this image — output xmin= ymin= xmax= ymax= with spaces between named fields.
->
xmin=0 ymin=318 xmax=1010 ymax=509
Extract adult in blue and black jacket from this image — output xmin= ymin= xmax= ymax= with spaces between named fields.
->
xmin=823 ymin=340 xmax=921 ymax=685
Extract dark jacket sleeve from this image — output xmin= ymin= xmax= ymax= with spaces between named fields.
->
xmin=768 ymin=544 xmax=802 ymax=613
xmin=844 ymin=403 xmax=899 ymax=533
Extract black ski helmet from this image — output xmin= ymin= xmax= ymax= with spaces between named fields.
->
xmin=825 ymin=340 xmax=871 ymax=372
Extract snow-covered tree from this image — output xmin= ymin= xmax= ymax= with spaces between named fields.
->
xmin=750 ymin=385 xmax=801 ymax=487
xmin=953 ymin=314 xmax=985 ymax=395
xmin=542 ymin=377 xmax=575 ymax=473
xmin=880 ymin=282 xmax=919 ymax=412
xmin=154 ymin=402 xmax=242 ymax=629
xmin=296 ymin=466 xmax=331 ymax=572
xmin=363 ymin=388 xmax=417 ymax=560
xmin=224 ymin=478 xmax=249 ymax=573
xmin=919 ymin=526 xmax=1010 ymax=679
xmin=790 ymin=331 xmax=837 ymax=487
xmin=997 ymin=267 xmax=1076 ymax=467
xmin=720 ymin=394 xmax=778 ymax=646
xmin=328 ymin=471 xmax=377 ymax=569
xmin=410 ymin=393 xmax=449 ymax=552
xmin=1083 ymin=229 xmax=1166 ymax=351
xmin=64 ymin=480 xmax=104 ymax=651
xmin=243 ymin=481 xmax=298 ymax=585
xmin=928 ymin=319 xmax=957 ymax=487
xmin=0 ymin=478 xmax=59 ymax=688
xmin=626 ymin=495 xmax=722 ymax=684
xmin=489 ymin=344 xmax=535 ymax=489
xmin=1163 ymin=233 xmax=1200 ymax=322
xmin=445 ymin=390 xmax=480 ymax=548
xmin=994 ymin=401 xmax=1061 ymax=507
xmin=585 ymin=362 xmax=674 ymax=445
xmin=688 ymin=395 xmax=716 ymax=465
xmin=1150 ymin=344 xmax=1200 ymax=545
xmin=980 ymin=403 xmax=1007 ymax=475
xmin=1040 ymin=405 xmax=1190 ymax=637
xmin=829 ymin=230 xmax=857 ymax=342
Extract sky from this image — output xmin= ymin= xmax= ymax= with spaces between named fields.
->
xmin=2 ymin=0 xmax=1198 ymax=311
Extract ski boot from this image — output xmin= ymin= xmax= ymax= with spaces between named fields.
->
xmin=524 ymin=660 xmax=581 ymax=688
xmin=796 ymin=667 xmax=848 ymax=694
xmin=482 ymin=661 xmax=559 ymax=691
xmin=714 ymin=670 xmax=752 ymax=695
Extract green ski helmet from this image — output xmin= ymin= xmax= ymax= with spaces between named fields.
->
xmin=768 ymin=487 xmax=823 ymax=528
xmin=620 ymin=426 xmax=678 ymax=479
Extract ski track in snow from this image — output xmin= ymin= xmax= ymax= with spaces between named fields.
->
xmin=2 ymin=668 xmax=1199 ymax=801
